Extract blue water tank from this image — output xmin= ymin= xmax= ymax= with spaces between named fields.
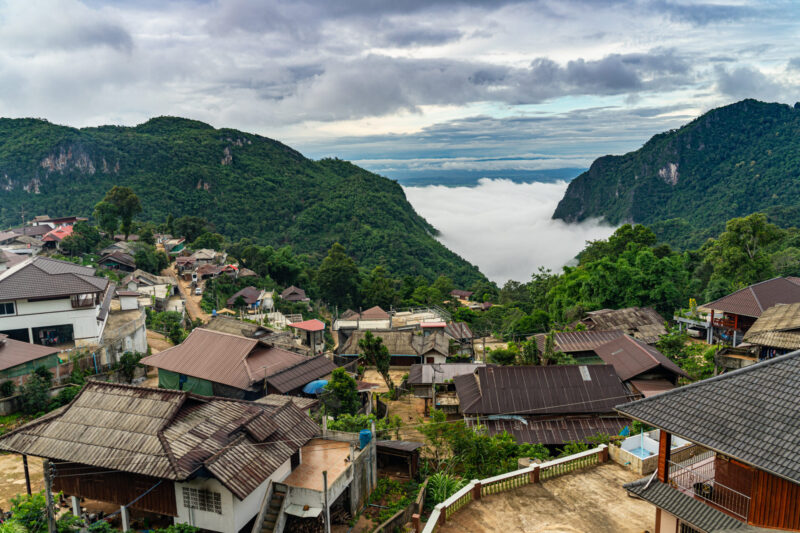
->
xmin=359 ymin=429 xmax=372 ymax=449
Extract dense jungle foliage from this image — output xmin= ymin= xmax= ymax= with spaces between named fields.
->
xmin=553 ymin=99 xmax=800 ymax=249
xmin=0 ymin=116 xmax=484 ymax=286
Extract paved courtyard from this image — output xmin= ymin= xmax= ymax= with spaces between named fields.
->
xmin=437 ymin=463 xmax=654 ymax=533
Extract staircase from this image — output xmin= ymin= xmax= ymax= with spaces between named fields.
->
xmin=260 ymin=484 xmax=286 ymax=533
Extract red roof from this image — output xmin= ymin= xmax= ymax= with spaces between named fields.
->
xmin=288 ymin=319 xmax=325 ymax=332
xmin=42 ymin=225 xmax=73 ymax=242
xmin=420 ymin=322 xmax=446 ymax=328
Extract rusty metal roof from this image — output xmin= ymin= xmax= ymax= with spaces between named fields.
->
xmin=629 ymin=379 xmax=675 ymax=397
xmin=376 ymin=440 xmax=424 ymax=453
xmin=0 ymin=335 xmax=60 ymax=372
xmin=582 ymin=307 xmax=667 ymax=343
xmin=455 ymin=365 xmax=631 ymax=416
xmin=0 ymin=381 xmax=320 ymax=500
xmin=594 ymin=335 xmax=688 ymax=382
xmin=256 ymin=395 xmax=319 ymax=411
xmin=226 ymin=286 xmax=262 ymax=306
xmin=141 ymin=328 xmax=307 ymax=391
xmin=444 ymin=322 xmax=473 ymax=340
xmin=473 ymin=416 xmax=629 ymax=445
xmin=742 ymin=302 xmax=800 ymax=349
xmin=701 ymin=277 xmax=800 ymax=318
xmin=266 ymin=356 xmax=338 ymax=394
xmin=533 ymin=329 xmax=625 ymax=354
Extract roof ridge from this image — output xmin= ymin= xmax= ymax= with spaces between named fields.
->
xmin=749 ymin=285 xmax=763 ymax=312
xmin=617 ymin=349 xmax=800 ymax=410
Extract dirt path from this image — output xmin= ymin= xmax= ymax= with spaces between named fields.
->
xmin=146 ymin=330 xmax=173 ymax=353
xmin=162 ymin=266 xmax=209 ymax=323
xmin=0 ymin=453 xmax=44 ymax=510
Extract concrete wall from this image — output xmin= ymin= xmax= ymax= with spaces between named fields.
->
xmin=659 ymin=509 xmax=678 ymax=533
xmin=232 ymin=459 xmax=291 ymax=532
xmin=0 ymin=297 xmax=103 ymax=343
xmin=349 ymin=440 xmax=377 ymax=516
xmin=0 ymin=384 xmax=74 ymax=415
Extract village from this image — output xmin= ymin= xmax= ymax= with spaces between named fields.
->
xmin=1 ymin=203 xmax=800 ymax=533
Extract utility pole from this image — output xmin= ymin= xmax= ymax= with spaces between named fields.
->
xmin=323 ymin=471 xmax=330 ymax=533
xmin=43 ymin=459 xmax=57 ymax=533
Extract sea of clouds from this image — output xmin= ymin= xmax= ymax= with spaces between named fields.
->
xmin=403 ymin=178 xmax=615 ymax=284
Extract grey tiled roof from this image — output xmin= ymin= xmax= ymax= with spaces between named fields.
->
xmin=616 ymin=350 xmax=800 ymax=484
xmin=0 ymin=256 xmax=107 ymax=300
xmin=623 ymin=477 xmax=745 ymax=532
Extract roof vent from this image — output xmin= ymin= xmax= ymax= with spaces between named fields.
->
xmin=579 ymin=365 xmax=591 ymax=381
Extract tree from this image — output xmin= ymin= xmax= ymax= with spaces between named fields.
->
xmin=191 ymin=232 xmax=225 ymax=251
xmin=93 ymin=200 xmax=119 ymax=235
xmin=322 ymin=368 xmax=360 ymax=416
xmin=117 ymin=352 xmax=144 ymax=383
xmin=138 ymin=226 xmax=156 ymax=245
xmin=101 ymin=186 xmax=142 ymax=240
xmin=60 ymin=221 xmax=103 ymax=255
xmin=173 ymin=216 xmax=211 ymax=242
xmin=360 ymin=266 xmax=398 ymax=309
xmin=18 ymin=369 xmax=51 ymax=414
xmin=358 ymin=331 xmax=395 ymax=398
xmin=517 ymin=339 xmax=540 ymax=365
xmin=317 ymin=243 xmax=359 ymax=309
xmin=488 ymin=347 xmax=517 ymax=365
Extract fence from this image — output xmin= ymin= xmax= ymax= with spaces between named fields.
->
xmin=373 ymin=479 xmax=428 ymax=533
xmin=422 ymin=445 xmax=608 ymax=533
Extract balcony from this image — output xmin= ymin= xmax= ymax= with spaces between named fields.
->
xmin=668 ymin=451 xmax=751 ymax=521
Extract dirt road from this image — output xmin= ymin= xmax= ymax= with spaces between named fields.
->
xmin=0 ymin=453 xmax=44 ymax=510
xmin=162 ymin=267 xmax=209 ymax=323
xmin=146 ymin=330 xmax=173 ymax=353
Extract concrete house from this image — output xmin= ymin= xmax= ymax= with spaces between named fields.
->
xmin=0 ymin=257 xmax=112 ymax=347
xmin=0 ymin=381 xmax=376 ymax=533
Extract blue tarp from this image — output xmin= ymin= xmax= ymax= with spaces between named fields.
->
xmin=303 ymin=379 xmax=328 ymax=394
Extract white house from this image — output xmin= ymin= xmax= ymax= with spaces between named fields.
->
xmin=0 ymin=256 xmax=111 ymax=347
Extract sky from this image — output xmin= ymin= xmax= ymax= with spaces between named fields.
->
xmin=1 ymin=0 xmax=800 ymax=177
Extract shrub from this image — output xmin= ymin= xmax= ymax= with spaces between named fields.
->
xmin=0 ymin=380 xmax=15 ymax=398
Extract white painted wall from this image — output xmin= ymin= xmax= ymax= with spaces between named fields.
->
xmin=660 ymin=510 xmax=678 ymax=533
xmin=0 ymin=298 xmax=104 ymax=342
xmin=119 ymin=296 xmax=138 ymax=311
xmin=232 ymin=458 xmax=291 ymax=532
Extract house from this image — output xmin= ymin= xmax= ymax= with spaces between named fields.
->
xmin=203 ymin=316 xmax=302 ymax=354
xmin=0 ymin=381 xmax=375 ymax=533
xmin=41 ymin=224 xmax=73 ymax=249
xmin=454 ymin=365 xmax=632 ymax=446
xmin=333 ymin=306 xmax=392 ymax=346
xmin=617 ymin=351 xmax=800 ymax=532
xmin=122 ymin=270 xmax=180 ymax=312
xmin=195 ymin=263 xmax=223 ymax=281
xmin=190 ymin=248 xmax=223 ymax=265
xmin=0 ymin=250 xmax=25 ymax=272
xmin=581 ymin=306 xmax=667 ymax=344
xmin=99 ymin=240 xmax=134 ymax=257
xmin=593 ymin=334 xmax=689 ymax=397
xmin=281 ymin=285 xmax=309 ymax=303
xmin=407 ymin=362 xmax=485 ymax=412
xmin=141 ymin=328 xmax=336 ymax=398
xmin=175 ymin=255 xmax=196 ymax=274
xmin=0 ymin=333 xmax=61 ymax=382
xmin=288 ymin=319 xmax=326 ymax=355
xmin=337 ymin=330 xmax=450 ymax=366
xmin=532 ymin=329 xmax=626 ymax=362
xmin=444 ymin=321 xmax=474 ymax=357
xmin=700 ymin=277 xmax=800 ymax=346
xmin=116 ymin=290 xmax=140 ymax=311
xmin=163 ymin=238 xmax=186 ymax=255
xmin=226 ymin=286 xmax=269 ymax=311
xmin=113 ymin=233 xmax=139 ymax=242
xmin=98 ymin=251 xmax=136 ymax=272
xmin=0 ymin=256 xmax=111 ymax=347
xmin=8 ymin=225 xmax=51 ymax=239
xmin=30 ymin=215 xmax=87 ymax=228
xmin=450 ymin=289 xmax=473 ymax=301
xmin=376 ymin=440 xmax=423 ymax=480
xmin=741 ymin=302 xmax=800 ymax=360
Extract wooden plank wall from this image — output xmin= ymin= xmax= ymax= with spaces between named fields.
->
xmin=749 ymin=469 xmax=800 ymax=531
xmin=53 ymin=462 xmax=177 ymax=516
xmin=657 ymin=432 xmax=672 ymax=483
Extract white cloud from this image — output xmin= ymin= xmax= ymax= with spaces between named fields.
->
xmin=404 ymin=178 xmax=615 ymax=283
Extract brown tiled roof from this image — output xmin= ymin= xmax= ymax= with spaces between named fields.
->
xmin=533 ymin=329 xmax=625 ymax=354
xmin=10 ymin=225 xmax=51 ymax=237
xmin=226 ymin=286 xmax=262 ymax=306
xmin=0 ymin=334 xmax=60 ymax=372
xmin=358 ymin=306 xmax=390 ymax=320
xmin=594 ymin=335 xmax=688 ymax=382
xmin=474 ymin=416 xmax=629 ymax=445
xmin=701 ymin=277 xmax=800 ymax=318
xmin=0 ymin=250 xmax=25 ymax=268
xmin=280 ymin=285 xmax=307 ymax=300
xmin=455 ymin=365 xmax=632 ymax=416
xmin=99 ymin=251 xmax=135 ymax=268
xmin=0 ymin=382 xmax=319 ymax=499
xmin=629 ymin=379 xmax=675 ymax=397
xmin=450 ymin=289 xmax=473 ymax=299
xmin=0 ymin=256 xmax=107 ymax=300
xmin=141 ymin=328 xmax=307 ymax=391
xmin=582 ymin=307 xmax=667 ymax=343
xmin=266 ymin=356 xmax=337 ymax=394
xmin=196 ymin=263 xmax=222 ymax=276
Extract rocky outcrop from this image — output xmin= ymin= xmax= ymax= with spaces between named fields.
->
xmin=39 ymin=146 xmax=95 ymax=175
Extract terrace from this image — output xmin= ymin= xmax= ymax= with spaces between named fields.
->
xmin=668 ymin=450 xmax=751 ymax=521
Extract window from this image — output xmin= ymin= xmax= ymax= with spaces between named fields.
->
xmin=182 ymin=487 xmax=222 ymax=514
xmin=0 ymin=302 xmax=14 ymax=316
xmin=679 ymin=523 xmax=702 ymax=533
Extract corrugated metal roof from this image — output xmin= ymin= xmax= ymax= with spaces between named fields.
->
xmin=629 ymin=379 xmax=675 ymax=397
xmin=583 ymin=307 xmax=667 ymax=343
xmin=338 ymin=330 xmax=417 ymax=356
xmin=376 ymin=440 xmax=424 ymax=453
xmin=444 ymin=322 xmax=473 ymax=340
xmin=616 ymin=350 xmax=800 ymax=484
xmin=533 ymin=329 xmax=625 ymax=354
xmin=456 ymin=365 xmax=631 ymax=416
xmin=266 ymin=356 xmax=337 ymax=394
xmin=255 ymin=395 xmax=319 ymax=411
xmin=742 ymin=302 xmax=800 ymax=349
xmin=407 ymin=363 xmax=485 ymax=385
xmin=0 ymin=335 xmax=60 ymax=372
xmin=474 ymin=416 xmax=629 ymax=445
xmin=594 ymin=335 xmax=688 ymax=382
xmin=623 ymin=478 xmax=745 ymax=532
xmin=226 ymin=286 xmax=262 ymax=306
xmin=0 ymin=256 xmax=108 ymax=300
xmin=288 ymin=319 xmax=325 ymax=332
xmin=701 ymin=277 xmax=800 ymax=318
xmin=411 ymin=331 xmax=449 ymax=357
xmin=0 ymin=381 xmax=321 ymax=500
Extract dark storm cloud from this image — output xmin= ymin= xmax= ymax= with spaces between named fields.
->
xmin=651 ymin=1 xmax=758 ymax=25
xmin=378 ymin=26 xmax=463 ymax=47
xmin=715 ymin=64 xmax=784 ymax=101
xmin=55 ymin=21 xmax=133 ymax=52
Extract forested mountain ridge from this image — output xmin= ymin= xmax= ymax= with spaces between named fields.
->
xmin=552 ymin=99 xmax=800 ymax=249
xmin=0 ymin=116 xmax=485 ymax=285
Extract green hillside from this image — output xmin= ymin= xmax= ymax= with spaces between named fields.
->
xmin=552 ymin=99 xmax=800 ymax=248
xmin=0 ymin=116 xmax=485 ymax=285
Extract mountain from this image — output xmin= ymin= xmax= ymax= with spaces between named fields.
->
xmin=552 ymin=99 xmax=800 ymax=248
xmin=0 ymin=117 xmax=485 ymax=285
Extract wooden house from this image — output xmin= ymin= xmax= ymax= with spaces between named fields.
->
xmin=581 ymin=306 xmax=667 ymax=344
xmin=532 ymin=329 xmax=625 ymax=362
xmin=742 ymin=302 xmax=800 ymax=360
xmin=618 ymin=352 xmax=800 ymax=532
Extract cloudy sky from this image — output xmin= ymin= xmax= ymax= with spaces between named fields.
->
xmin=1 ymin=0 xmax=799 ymax=177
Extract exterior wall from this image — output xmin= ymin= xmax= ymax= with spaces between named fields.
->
xmin=98 ymin=309 xmax=147 ymax=366
xmin=232 ymin=458 xmax=292 ymax=532
xmin=174 ymin=478 xmax=235 ymax=533
xmin=658 ymin=509 xmax=678 ymax=533
xmin=119 ymin=296 xmax=138 ymax=311
xmin=358 ymin=319 xmax=391 ymax=330
xmin=749 ymin=469 xmax=800 ymax=530
xmin=0 ymin=298 xmax=103 ymax=343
